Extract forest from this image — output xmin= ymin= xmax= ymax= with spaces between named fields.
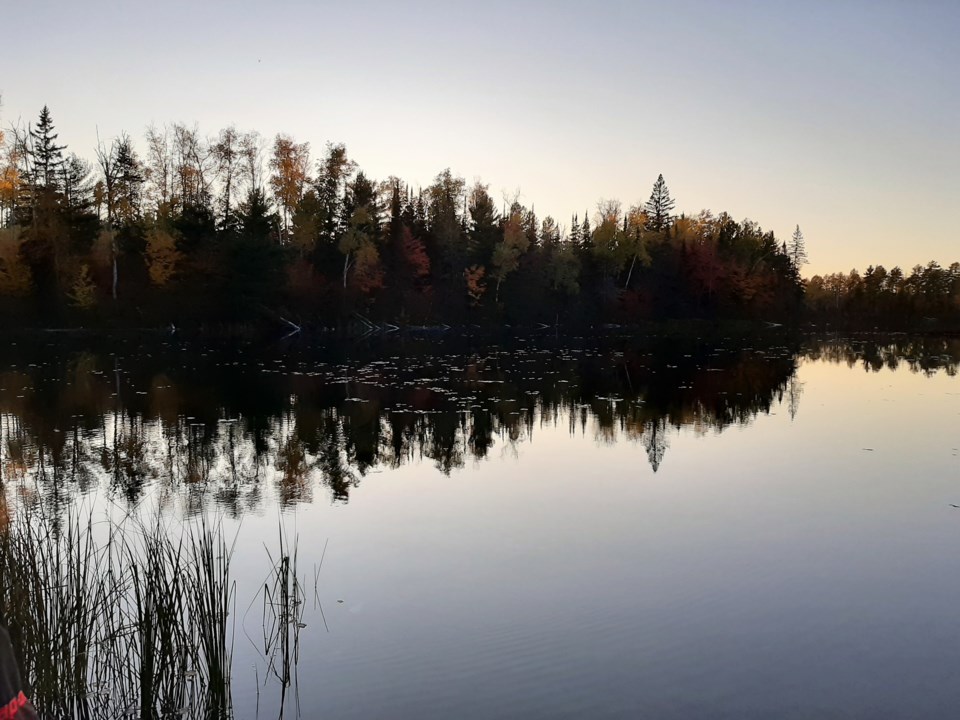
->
xmin=0 ymin=106 xmax=957 ymax=331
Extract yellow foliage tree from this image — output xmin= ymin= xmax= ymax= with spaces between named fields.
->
xmin=0 ymin=131 xmax=22 ymax=226
xmin=464 ymin=264 xmax=486 ymax=306
xmin=352 ymin=241 xmax=384 ymax=294
xmin=548 ymin=243 xmax=580 ymax=295
xmin=621 ymin=205 xmax=652 ymax=290
xmin=68 ymin=264 xmax=97 ymax=309
xmin=145 ymin=226 xmax=182 ymax=286
xmin=590 ymin=199 xmax=625 ymax=279
xmin=269 ymin=134 xmax=310 ymax=239
xmin=491 ymin=208 xmax=530 ymax=302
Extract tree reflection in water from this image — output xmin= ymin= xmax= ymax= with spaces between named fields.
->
xmin=1 ymin=334 xmax=957 ymax=515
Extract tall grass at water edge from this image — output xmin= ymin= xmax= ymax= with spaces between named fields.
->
xmin=0 ymin=504 xmax=240 ymax=720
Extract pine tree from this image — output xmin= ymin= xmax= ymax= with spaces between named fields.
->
xmin=237 ymin=187 xmax=275 ymax=242
xmin=466 ymin=182 xmax=499 ymax=265
xmin=569 ymin=214 xmax=581 ymax=248
xmin=388 ymin=180 xmax=402 ymax=242
xmin=29 ymin=106 xmax=66 ymax=191
xmin=643 ymin=174 xmax=675 ymax=232
xmin=788 ymin=225 xmax=808 ymax=268
xmin=580 ymin=213 xmax=592 ymax=250
xmin=60 ymin=154 xmax=94 ymax=213
xmin=114 ymin=136 xmax=144 ymax=222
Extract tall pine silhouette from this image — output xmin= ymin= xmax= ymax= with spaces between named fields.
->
xmin=644 ymin=174 xmax=675 ymax=233
xmin=29 ymin=106 xmax=66 ymax=191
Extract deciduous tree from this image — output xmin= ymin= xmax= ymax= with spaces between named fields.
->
xmin=68 ymin=263 xmax=97 ymax=309
xmin=269 ymin=134 xmax=310 ymax=240
xmin=464 ymin=264 xmax=486 ymax=306
xmin=212 ymin=126 xmax=243 ymax=229
xmin=145 ymin=225 xmax=182 ymax=286
xmin=492 ymin=204 xmax=530 ymax=303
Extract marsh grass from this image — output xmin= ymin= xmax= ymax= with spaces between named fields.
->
xmin=256 ymin=524 xmax=304 ymax=718
xmin=0 ymin=503 xmax=243 ymax=720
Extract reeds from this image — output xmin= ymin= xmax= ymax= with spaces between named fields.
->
xmin=0 ymin=504 xmax=240 ymax=720
xmin=0 ymin=511 xmax=104 ymax=718
xmin=254 ymin=524 xmax=304 ymax=719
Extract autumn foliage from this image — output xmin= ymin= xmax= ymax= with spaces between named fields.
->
xmin=0 ymin=105 xmax=957 ymax=329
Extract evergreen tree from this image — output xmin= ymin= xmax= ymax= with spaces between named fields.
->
xmin=98 ymin=134 xmax=145 ymax=224
xmin=569 ymin=214 xmax=581 ymax=248
xmin=788 ymin=224 xmax=808 ymax=268
xmin=114 ymin=136 xmax=144 ymax=223
xmin=314 ymin=143 xmax=353 ymax=247
xmin=29 ymin=106 xmax=66 ymax=191
xmin=227 ymin=187 xmax=284 ymax=314
xmin=388 ymin=180 xmax=402 ymax=242
xmin=466 ymin=182 xmax=499 ymax=266
xmin=237 ymin=187 xmax=275 ymax=242
xmin=413 ymin=193 xmax=427 ymax=238
xmin=60 ymin=154 xmax=94 ymax=213
xmin=540 ymin=216 xmax=560 ymax=248
xmin=580 ymin=213 xmax=591 ymax=250
xmin=644 ymin=174 xmax=675 ymax=232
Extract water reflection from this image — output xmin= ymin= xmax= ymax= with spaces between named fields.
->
xmin=1 ymin=334 xmax=957 ymax=515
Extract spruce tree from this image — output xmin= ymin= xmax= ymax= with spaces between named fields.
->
xmin=29 ymin=106 xmax=66 ymax=191
xmin=60 ymin=154 xmax=94 ymax=213
xmin=466 ymin=183 xmax=499 ymax=265
xmin=115 ymin=137 xmax=144 ymax=222
xmin=788 ymin=224 xmax=808 ymax=268
xmin=569 ymin=214 xmax=581 ymax=248
xmin=643 ymin=173 xmax=675 ymax=232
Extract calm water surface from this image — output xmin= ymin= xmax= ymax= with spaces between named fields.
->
xmin=1 ymin=333 xmax=958 ymax=719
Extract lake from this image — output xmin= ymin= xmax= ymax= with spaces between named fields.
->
xmin=1 ymin=331 xmax=958 ymax=719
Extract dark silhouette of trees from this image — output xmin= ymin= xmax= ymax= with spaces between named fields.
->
xmin=1 ymin=106 xmax=956 ymax=330
xmin=806 ymin=261 xmax=960 ymax=325
xmin=225 ymin=187 xmax=284 ymax=316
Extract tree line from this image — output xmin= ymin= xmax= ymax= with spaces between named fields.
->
xmin=0 ymin=106 xmax=955 ymax=329
xmin=806 ymin=263 xmax=960 ymax=324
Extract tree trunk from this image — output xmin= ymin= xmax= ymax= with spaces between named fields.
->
xmin=112 ymin=236 xmax=119 ymax=301
xmin=624 ymin=253 xmax=639 ymax=290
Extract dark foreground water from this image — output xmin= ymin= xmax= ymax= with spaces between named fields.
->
xmin=1 ymin=332 xmax=958 ymax=719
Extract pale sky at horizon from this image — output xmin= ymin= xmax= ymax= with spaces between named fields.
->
xmin=1 ymin=0 xmax=956 ymax=277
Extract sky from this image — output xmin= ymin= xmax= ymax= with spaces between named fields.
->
xmin=1 ymin=0 xmax=957 ymax=276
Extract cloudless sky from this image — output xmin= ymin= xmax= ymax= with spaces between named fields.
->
xmin=1 ymin=0 xmax=957 ymax=275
